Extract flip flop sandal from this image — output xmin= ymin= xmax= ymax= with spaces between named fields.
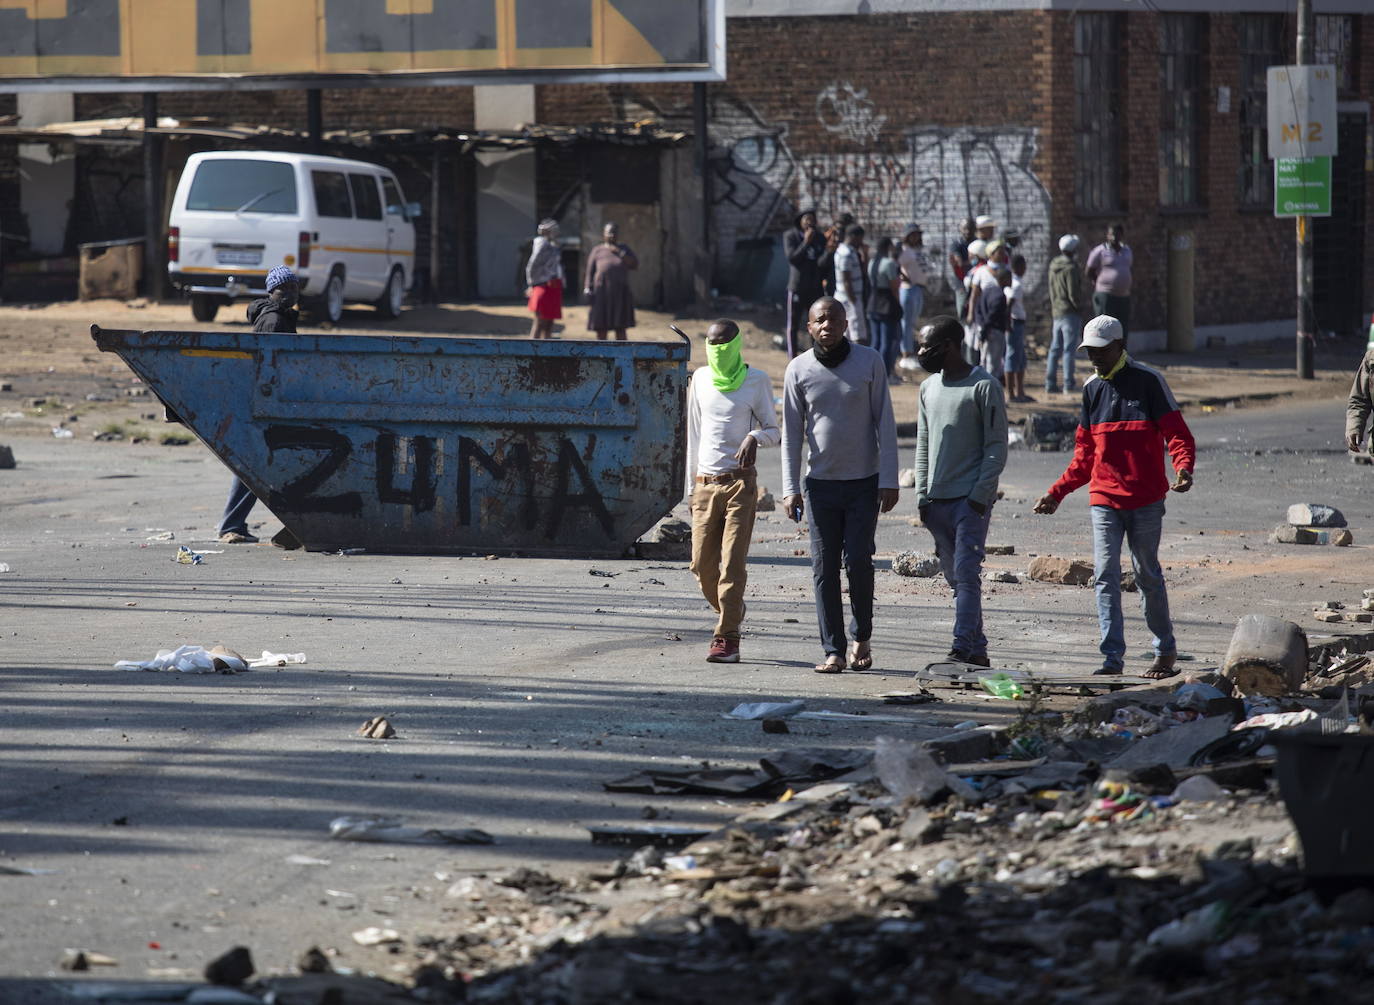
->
xmin=814 ymin=657 xmax=845 ymax=674
xmin=848 ymin=644 xmax=874 ymax=671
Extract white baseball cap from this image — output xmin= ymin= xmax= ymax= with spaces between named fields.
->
xmin=975 ymin=215 xmax=996 ymax=229
xmin=966 ymin=239 xmax=988 ymax=261
xmin=1080 ymin=315 xmax=1124 ymax=348
xmin=1058 ymin=233 xmax=1080 ymax=253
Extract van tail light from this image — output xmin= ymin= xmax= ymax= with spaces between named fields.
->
xmin=298 ymin=231 xmax=311 ymax=269
xmin=167 ymin=226 xmax=180 ymax=264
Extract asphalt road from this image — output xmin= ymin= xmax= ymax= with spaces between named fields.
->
xmin=0 ymin=393 xmax=1369 ymax=987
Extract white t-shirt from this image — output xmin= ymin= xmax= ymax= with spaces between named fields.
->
xmin=1004 ymin=274 xmax=1026 ymax=321
xmin=833 ymin=243 xmax=863 ymax=303
xmin=898 ymin=246 xmax=930 ymax=289
xmin=685 ymin=366 xmax=781 ymax=495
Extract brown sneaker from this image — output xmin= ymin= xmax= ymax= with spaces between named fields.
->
xmin=706 ymin=636 xmax=740 ymax=663
xmin=218 ymin=531 xmax=259 ymax=544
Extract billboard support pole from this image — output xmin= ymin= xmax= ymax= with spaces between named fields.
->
xmin=1296 ymin=0 xmax=1315 ymax=379
xmin=693 ymin=81 xmax=711 ymax=305
xmin=307 ymin=89 xmax=323 ymax=155
xmin=430 ymin=147 xmax=442 ymax=303
xmin=142 ymin=92 xmax=163 ymax=302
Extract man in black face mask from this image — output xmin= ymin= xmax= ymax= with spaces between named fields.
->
xmin=217 ymin=266 xmax=299 ymax=544
xmin=914 ymin=315 xmax=1008 ymax=666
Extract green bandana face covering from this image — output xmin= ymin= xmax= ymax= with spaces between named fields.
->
xmin=706 ymin=335 xmax=748 ymax=392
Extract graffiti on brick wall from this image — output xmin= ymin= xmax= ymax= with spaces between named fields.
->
xmin=815 ymin=82 xmax=887 ymax=144
xmin=705 ymin=93 xmax=797 ymax=258
xmin=795 ymin=153 xmax=911 ymax=239
xmin=910 ymin=126 xmax=1053 ymax=303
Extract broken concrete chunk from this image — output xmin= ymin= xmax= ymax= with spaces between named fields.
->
xmin=892 ymin=551 xmax=941 ymax=578
xmin=1223 ymin=615 xmax=1308 ymax=696
xmin=1333 ymin=528 xmax=1354 ymax=547
xmin=358 ymin=716 xmax=396 ymax=739
xmin=755 ymin=486 xmax=776 ymax=512
xmin=1315 ymin=611 xmax=1344 ymax=623
xmin=1270 ymin=524 xmax=1321 ymax=545
xmin=1317 ymin=600 xmax=1345 ymax=611
xmin=986 ymin=544 xmax=1015 ymax=556
xmin=898 ymin=467 xmax=917 ymax=488
xmin=1352 ymin=612 xmax=1374 ymax=624
xmin=988 ymin=571 xmax=1020 ymax=583
xmin=653 ymin=518 xmax=692 ymax=544
xmin=1287 ymin=503 xmax=1346 ymax=528
xmin=1027 ymin=556 xmax=1094 ymax=586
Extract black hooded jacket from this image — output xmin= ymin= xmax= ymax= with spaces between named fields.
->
xmin=783 ymin=210 xmax=826 ymax=297
xmin=247 ymin=297 xmax=298 ymax=334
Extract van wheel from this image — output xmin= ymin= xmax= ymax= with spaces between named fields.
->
xmin=190 ymin=295 xmax=220 ymax=322
xmin=320 ymin=269 xmax=345 ymax=325
xmin=376 ymin=267 xmax=405 ymax=320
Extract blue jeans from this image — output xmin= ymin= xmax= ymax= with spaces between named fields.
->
xmin=218 ymin=476 xmax=257 ymax=536
xmin=900 ymin=286 xmax=925 ymax=355
xmin=1091 ymin=501 xmax=1175 ymax=671
xmin=806 ymin=475 xmax=880 ymax=657
xmin=923 ymin=497 xmax=992 ymax=659
xmin=869 ymin=315 xmax=900 ymax=374
xmin=1047 ymin=314 xmax=1080 ymax=392
xmin=1005 ymin=318 xmax=1026 ymax=374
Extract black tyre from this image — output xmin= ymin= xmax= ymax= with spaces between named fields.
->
xmin=375 ymin=267 xmax=405 ymax=320
xmin=190 ymin=295 xmax=220 ymax=322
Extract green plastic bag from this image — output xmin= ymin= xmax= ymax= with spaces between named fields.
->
xmin=979 ymin=673 xmax=1024 ymax=700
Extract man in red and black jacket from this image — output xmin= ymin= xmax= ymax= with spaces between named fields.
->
xmin=1034 ymin=315 xmax=1195 ymax=679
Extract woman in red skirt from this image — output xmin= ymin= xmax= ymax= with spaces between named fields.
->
xmin=526 ymin=219 xmax=563 ymax=339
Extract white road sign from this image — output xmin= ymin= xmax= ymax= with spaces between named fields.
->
xmin=1267 ymin=65 xmax=1338 ymax=159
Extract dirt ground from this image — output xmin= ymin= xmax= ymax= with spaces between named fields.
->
xmin=0 ymin=295 xmax=1361 ymax=447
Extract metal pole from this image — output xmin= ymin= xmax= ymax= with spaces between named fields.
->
xmin=1296 ymin=0 xmax=1315 ymax=379
xmin=307 ymin=89 xmax=323 ymax=155
xmin=693 ymin=81 xmax=711 ymax=303
xmin=430 ymin=147 xmax=442 ymax=303
xmin=142 ymin=93 xmax=163 ymax=302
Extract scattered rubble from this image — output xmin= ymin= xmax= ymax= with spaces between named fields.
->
xmin=891 ymin=551 xmax=941 ymax=578
xmin=1027 ymin=556 xmax=1094 ymax=585
xmin=357 ymin=716 xmax=396 ymax=739
xmin=1287 ymin=502 xmax=1346 ymax=527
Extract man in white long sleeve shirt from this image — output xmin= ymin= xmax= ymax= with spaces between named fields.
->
xmin=782 ymin=297 xmax=899 ymax=674
xmin=686 ymin=319 xmax=781 ymax=663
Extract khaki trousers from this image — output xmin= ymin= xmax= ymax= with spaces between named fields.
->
xmin=689 ymin=472 xmax=758 ymax=639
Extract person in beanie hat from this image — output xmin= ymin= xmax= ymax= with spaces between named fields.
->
xmin=217 ymin=266 xmax=299 ymax=544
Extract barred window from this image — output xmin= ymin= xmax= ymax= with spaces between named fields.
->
xmin=1238 ymin=14 xmax=1284 ymax=208
xmin=1074 ymin=12 xmax=1122 ymax=214
xmin=1159 ymin=14 xmax=1204 ymax=208
xmin=1315 ymin=15 xmax=1355 ymax=94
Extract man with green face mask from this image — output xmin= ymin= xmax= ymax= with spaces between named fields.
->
xmin=686 ymin=320 xmax=780 ymax=663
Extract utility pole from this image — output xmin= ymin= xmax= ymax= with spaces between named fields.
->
xmin=142 ymin=93 xmax=163 ymax=302
xmin=1296 ymin=0 xmax=1315 ymax=378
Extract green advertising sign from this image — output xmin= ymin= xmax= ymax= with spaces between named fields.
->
xmin=1274 ymin=156 xmax=1332 ymax=217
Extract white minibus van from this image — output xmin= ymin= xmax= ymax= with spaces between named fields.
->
xmin=167 ymin=150 xmax=418 ymax=324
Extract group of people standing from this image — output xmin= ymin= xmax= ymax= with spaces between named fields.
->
xmin=689 ymin=276 xmax=1192 ymax=680
xmin=782 ymin=210 xmax=935 ymax=385
xmin=525 ymin=219 xmax=638 ymax=341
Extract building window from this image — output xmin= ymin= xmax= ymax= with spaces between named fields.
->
xmin=1315 ymin=15 xmax=1355 ymax=94
xmin=1074 ymin=13 xmax=1122 ymax=214
xmin=1238 ymin=14 xmax=1284 ymax=208
xmin=1159 ymin=14 xmax=1204 ymax=208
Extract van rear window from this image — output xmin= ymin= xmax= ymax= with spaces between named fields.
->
xmin=186 ymin=160 xmax=297 ymax=214
xmin=312 ymin=171 xmax=353 ymax=218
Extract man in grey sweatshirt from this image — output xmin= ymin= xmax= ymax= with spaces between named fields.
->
xmin=914 ymin=315 xmax=1009 ymax=666
xmin=783 ymin=297 xmax=900 ymax=673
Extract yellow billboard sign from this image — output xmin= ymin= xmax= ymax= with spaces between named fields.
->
xmin=0 ymin=0 xmax=724 ymax=88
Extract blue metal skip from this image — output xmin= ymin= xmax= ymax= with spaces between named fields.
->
xmin=91 ymin=326 xmax=689 ymax=556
